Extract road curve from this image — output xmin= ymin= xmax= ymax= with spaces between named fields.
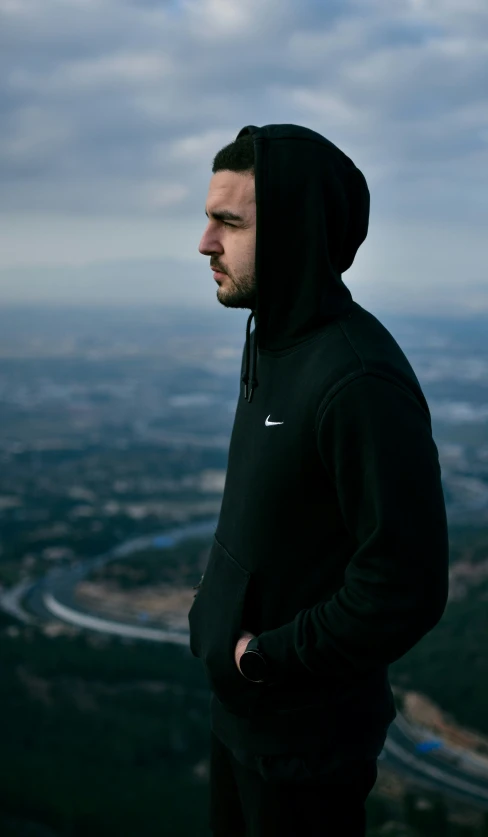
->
xmin=2 ymin=518 xmax=488 ymax=812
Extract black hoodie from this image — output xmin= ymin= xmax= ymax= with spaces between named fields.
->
xmin=188 ymin=123 xmax=449 ymax=762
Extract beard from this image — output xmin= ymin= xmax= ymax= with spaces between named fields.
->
xmin=215 ymin=270 xmax=256 ymax=311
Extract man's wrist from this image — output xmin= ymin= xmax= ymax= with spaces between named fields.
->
xmin=239 ymin=635 xmax=271 ymax=683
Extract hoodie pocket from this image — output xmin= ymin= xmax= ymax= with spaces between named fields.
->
xmin=188 ymin=535 xmax=261 ymax=716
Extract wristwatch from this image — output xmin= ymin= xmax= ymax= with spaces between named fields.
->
xmin=239 ymin=636 xmax=271 ymax=684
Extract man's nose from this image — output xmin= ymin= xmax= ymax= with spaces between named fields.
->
xmin=199 ymin=235 xmax=222 ymax=256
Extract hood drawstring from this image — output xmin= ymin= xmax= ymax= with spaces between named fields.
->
xmin=242 ymin=310 xmax=259 ymax=403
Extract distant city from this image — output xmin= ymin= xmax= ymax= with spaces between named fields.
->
xmin=1 ymin=303 xmax=488 ymax=835
xmin=0 ymin=304 xmax=487 ymax=591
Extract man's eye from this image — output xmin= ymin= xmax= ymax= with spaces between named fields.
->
xmin=223 ymin=221 xmax=235 ymax=227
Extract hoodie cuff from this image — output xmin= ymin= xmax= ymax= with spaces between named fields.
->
xmin=256 ymin=620 xmax=312 ymax=683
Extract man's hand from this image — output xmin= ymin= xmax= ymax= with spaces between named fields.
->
xmin=235 ymin=629 xmax=255 ymax=674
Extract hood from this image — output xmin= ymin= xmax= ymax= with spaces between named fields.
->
xmin=235 ymin=123 xmax=370 ymax=403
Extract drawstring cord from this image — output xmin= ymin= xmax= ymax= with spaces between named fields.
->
xmin=241 ymin=310 xmax=259 ymax=403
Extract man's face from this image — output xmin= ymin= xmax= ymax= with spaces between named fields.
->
xmin=199 ymin=170 xmax=256 ymax=311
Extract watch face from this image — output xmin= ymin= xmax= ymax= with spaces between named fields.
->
xmin=241 ymin=651 xmax=266 ymax=681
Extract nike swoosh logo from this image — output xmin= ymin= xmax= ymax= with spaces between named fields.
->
xmin=265 ymin=415 xmax=284 ymax=426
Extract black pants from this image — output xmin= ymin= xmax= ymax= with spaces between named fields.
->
xmin=209 ymin=730 xmax=378 ymax=837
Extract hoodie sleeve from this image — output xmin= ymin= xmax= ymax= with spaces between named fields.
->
xmin=255 ymin=372 xmax=450 ymax=684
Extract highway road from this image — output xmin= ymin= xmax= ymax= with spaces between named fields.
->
xmin=2 ymin=517 xmax=488 ymax=813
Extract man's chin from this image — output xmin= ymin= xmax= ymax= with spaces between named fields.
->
xmin=216 ymin=288 xmax=256 ymax=311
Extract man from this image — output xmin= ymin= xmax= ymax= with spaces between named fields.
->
xmin=190 ymin=123 xmax=449 ymax=836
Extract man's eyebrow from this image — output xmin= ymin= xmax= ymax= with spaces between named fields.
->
xmin=205 ymin=208 xmax=244 ymax=223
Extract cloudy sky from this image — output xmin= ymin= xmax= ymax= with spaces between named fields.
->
xmin=1 ymin=0 xmax=487 ymax=316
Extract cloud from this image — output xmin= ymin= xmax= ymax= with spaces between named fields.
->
xmin=1 ymin=0 xmax=487 ymax=310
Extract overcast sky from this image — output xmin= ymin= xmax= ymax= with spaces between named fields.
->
xmin=1 ymin=0 xmax=487 ymax=316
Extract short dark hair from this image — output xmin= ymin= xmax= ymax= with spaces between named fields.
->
xmin=212 ymin=134 xmax=255 ymax=176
